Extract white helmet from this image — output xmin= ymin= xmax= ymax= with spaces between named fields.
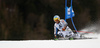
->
xmin=53 ymin=15 xmax=60 ymax=21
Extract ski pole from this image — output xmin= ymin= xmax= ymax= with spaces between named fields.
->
xmin=73 ymin=30 xmax=95 ymax=33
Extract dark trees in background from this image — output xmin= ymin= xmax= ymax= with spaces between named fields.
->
xmin=0 ymin=0 xmax=99 ymax=40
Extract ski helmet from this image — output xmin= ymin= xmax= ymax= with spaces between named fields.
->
xmin=53 ymin=15 xmax=60 ymax=21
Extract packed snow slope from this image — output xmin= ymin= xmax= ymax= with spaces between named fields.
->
xmin=0 ymin=35 xmax=100 ymax=48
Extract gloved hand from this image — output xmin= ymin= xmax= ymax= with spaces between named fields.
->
xmin=54 ymin=35 xmax=58 ymax=40
xmin=62 ymin=28 xmax=65 ymax=31
xmin=54 ymin=35 xmax=57 ymax=38
xmin=62 ymin=27 xmax=66 ymax=31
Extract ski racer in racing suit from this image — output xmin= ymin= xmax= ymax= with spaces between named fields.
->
xmin=53 ymin=15 xmax=80 ymax=39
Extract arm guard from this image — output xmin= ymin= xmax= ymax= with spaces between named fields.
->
xmin=61 ymin=20 xmax=68 ymax=27
xmin=54 ymin=24 xmax=58 ymax=36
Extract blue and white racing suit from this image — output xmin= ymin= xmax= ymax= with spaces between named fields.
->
xmin=54 ymin=19 xmax=74 ymax=38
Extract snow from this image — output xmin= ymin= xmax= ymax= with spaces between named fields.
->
xmin=0 ymin=34 xmax=100 ymax=48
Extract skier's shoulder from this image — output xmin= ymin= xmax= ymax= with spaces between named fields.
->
xmin=60 ymin=19 xmax=68 ymax=24
xmin=60 ymin=19 xmax=66 ymax=22
xmin=54 ymin=23 xmax=57 ymax=26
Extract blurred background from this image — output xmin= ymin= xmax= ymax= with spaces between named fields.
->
xmin=0 ymin=0 xmax=100 ymax=40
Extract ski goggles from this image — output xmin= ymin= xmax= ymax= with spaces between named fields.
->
xmin=54 ymin=18 xmax=60 ymax=22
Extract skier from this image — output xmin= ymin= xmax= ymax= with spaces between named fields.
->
xmin=53 ymin=15 xmax=80 ymax=40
